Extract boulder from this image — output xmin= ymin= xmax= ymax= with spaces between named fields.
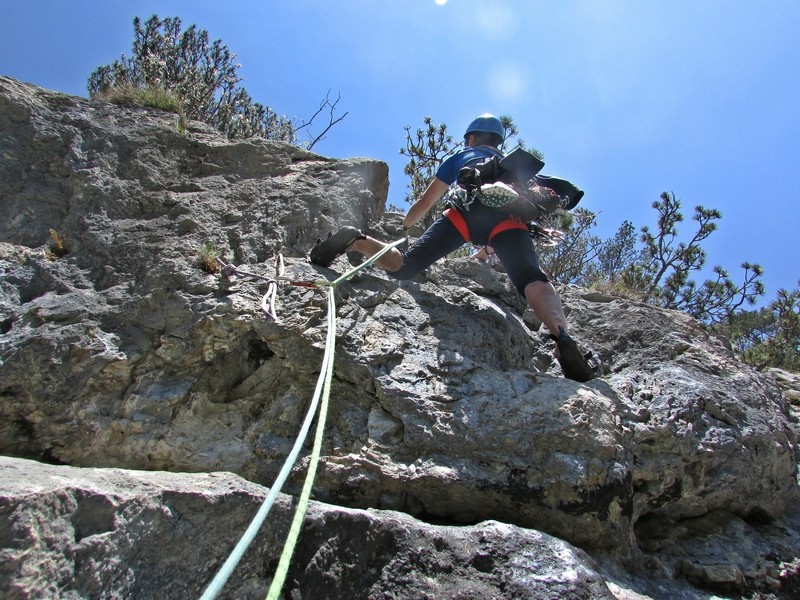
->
xmin=0 ymin=456 xmax=616 ymax=599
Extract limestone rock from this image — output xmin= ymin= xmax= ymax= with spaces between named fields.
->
xmin=0 ymin=456 xmax=615 ymax=600
xmin=769 ymin=368 xmax=800 ymax=406
xmin=1 ymin=77 xmax=799 ymax=597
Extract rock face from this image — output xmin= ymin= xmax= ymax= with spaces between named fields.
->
xmin=1 ymin=76 xmax=799 ymax=598
xmin=0 ymin=456 xmax=616 ymax=600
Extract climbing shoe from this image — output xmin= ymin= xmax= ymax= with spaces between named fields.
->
xmin=551 ymin=326 xmax=597 ymax=383
xmin=309 ymin=226 xmax=366 ymax=267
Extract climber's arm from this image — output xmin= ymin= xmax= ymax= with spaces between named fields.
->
xmin=402 ymin=178 xmax=449 ymax=230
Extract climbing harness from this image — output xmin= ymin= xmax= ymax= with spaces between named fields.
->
xmin=200 ymin=236 xmax=406 ymax=600
xmin=444 ymin=145 xmax=582 ymax=249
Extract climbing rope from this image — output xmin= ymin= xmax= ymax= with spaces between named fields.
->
xmin=261 ymin=254 xmax=284 ymax=320
xmin=265 ymin=283 xmax=335 ymax=599
xmin=201 ymin=236 xmax=406 ymax=600
xmin=218 ymin=254 xmax=286 ymax=321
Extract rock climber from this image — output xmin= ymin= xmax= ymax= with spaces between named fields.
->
xmin=310 ymin=114 xmax=596 ymax=382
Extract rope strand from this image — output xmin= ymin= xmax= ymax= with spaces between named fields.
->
xmin=201 ymin=236 xmax=406 ymax=600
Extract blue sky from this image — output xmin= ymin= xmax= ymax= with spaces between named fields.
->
xmin=2 ymin=1 xmax=799 ymax=306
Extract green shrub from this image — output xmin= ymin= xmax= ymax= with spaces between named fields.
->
xmin=88 ymin=15 xmax=294 ymax=142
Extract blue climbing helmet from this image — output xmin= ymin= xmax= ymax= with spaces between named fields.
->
xmin=464 ymin=114 xmax=505 ymax=140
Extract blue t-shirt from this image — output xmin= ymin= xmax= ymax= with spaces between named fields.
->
xmin=435 ymin=145 xmax=503 ymax=186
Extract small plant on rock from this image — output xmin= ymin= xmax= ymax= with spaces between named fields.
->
xmin=97 ymin=83 xmax=188 ymax=133
xmin=197 ymin=242 xmax=221 ymax=274
xmin=45 ymin=229 xmax=70 ymax=260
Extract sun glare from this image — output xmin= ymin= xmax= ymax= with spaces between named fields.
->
xmin=435 ymin=0 xmax=448 ymax=5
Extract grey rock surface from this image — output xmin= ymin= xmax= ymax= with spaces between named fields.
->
xmin=1 ymin=76 xmax=799 ymax=598
xmin=0 ymin=456 xmax=617 ymax=600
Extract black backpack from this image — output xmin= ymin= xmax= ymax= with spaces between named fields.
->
xmin=453 ymin=147 xmax=584 ymax=222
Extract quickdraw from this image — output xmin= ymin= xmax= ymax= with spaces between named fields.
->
xmin=216 ymin=255 xmax=338 ymax=319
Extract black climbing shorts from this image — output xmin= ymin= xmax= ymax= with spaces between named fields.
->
xmin=389 ymin=205 xmax=549 ymax=296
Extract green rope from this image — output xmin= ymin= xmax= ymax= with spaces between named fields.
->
xmin=200 ymin=236 xmax=406 ymax=600
xmin=265 ymin=284 xmax=335 ymax=599
xmin=198 ymin=288 xmax=336 ymax=600
xmin=331 ymin=237 xmax=406 ymax=286
xmin=265 ymin=237 xmax=405 ymax=599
